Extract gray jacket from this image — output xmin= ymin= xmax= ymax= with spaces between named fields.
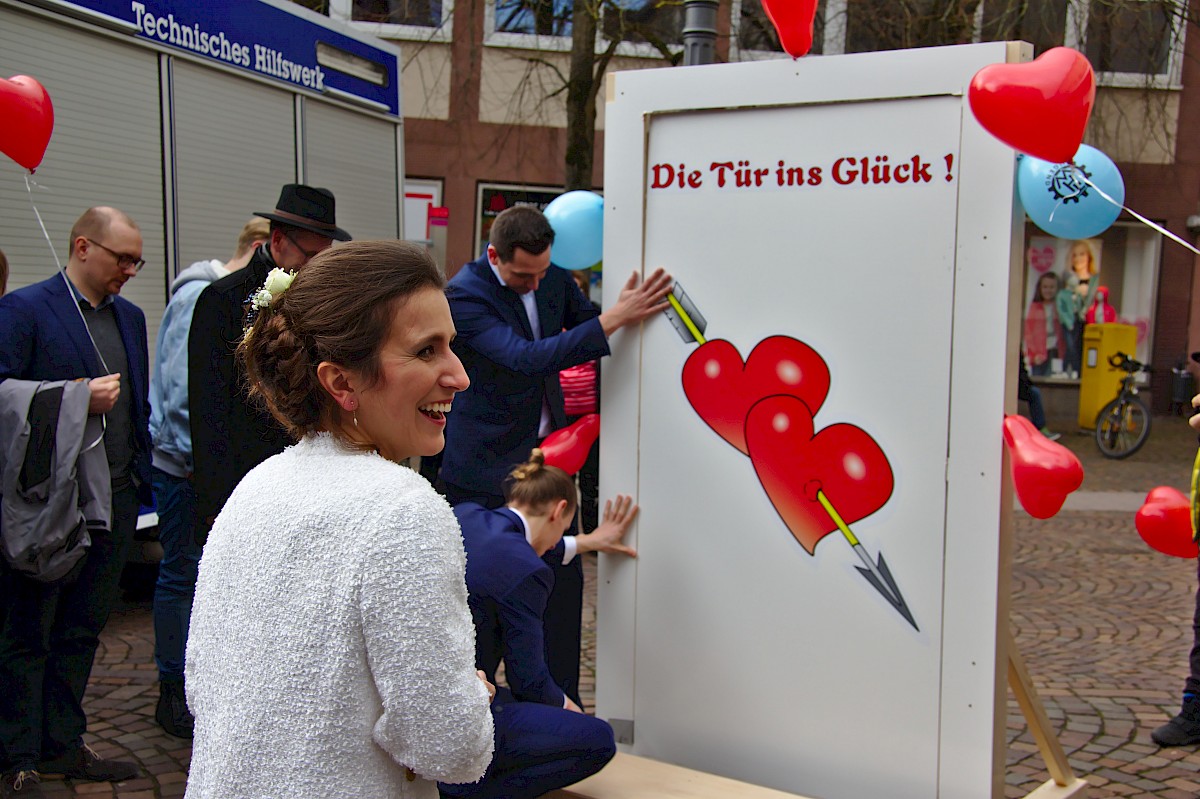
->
xmin=0 ymin=379 xmax=111 ymax=582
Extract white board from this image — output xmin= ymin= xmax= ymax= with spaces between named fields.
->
xmin=597 ymin=42 xmax=1027 ymax=799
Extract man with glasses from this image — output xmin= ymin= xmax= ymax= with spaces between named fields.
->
xmin=0 ymin=206 xmax=153 ymax=795
xmin=188 ymin=185 xmax=350 ymax=546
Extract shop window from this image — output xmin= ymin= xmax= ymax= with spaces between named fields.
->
xmin=1021 ymin=223 xmax=1160 ymax=382
xmin=475 ymin=183 xmax=564 ymax=255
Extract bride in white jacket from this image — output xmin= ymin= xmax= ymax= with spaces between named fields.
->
xmin=184 ymin=240 xmax=493 ymax=799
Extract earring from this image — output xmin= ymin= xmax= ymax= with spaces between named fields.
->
xmin=353 ymin=412 xmax=359 ymax=428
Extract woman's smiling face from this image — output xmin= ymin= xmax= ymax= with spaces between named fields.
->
xmin=352 ymin=287 xmax=469 ymax=463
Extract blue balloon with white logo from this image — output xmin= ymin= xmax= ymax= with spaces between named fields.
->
xmin=544 ymin=191 xmax=603 ymax=270
xmin=1017 ymin=144 xmax=1124 ymax=239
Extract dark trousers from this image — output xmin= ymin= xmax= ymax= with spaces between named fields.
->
xmin=151 ymin=468 xmax=200 ymax=682
xmin=1185 ymin=557 xmax=1200 ymax=697
xmin=439 ymin=688 xmax=615 ymax=799
xmin=0 ymin=483 xmax=138 ymax=770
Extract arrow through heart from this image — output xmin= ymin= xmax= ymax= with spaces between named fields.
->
xmin=682 ymin=336 xmax=894 ymax=552
xmin=674 ymin=323 xmax=915 ymax=629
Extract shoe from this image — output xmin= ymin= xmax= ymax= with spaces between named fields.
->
xmin=1 ymin=770 xmax=44 ymax=798
xmin=37 ymin=745 xmax=138 ymax=782
xmin=156 ymin=679 xmax=194 ymax=739
xmin=1040 ymin=428 xmax=1062 ymax=442
xmin=1152 ymin=698 xmax=1200 ymax=746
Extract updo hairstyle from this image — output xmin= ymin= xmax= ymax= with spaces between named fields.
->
xmin=503 ymin=449 xmax=578 ymax=516
xmin=239 ymin=240 xmax=444 ymax=440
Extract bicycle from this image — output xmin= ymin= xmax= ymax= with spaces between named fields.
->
xmin=1094 ymin=351 xmax=1151 ymax=459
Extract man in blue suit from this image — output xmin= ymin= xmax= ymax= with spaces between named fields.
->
xmin=0 ymin=207 xmax=150 ymax=794
xmin=441 ymin=205 xmax=670 ymax=706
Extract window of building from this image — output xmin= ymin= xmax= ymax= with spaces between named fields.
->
xmin=731 ymin=0 xmax=1185 ymax=87
xmin=1077 ymin=0 xmax=1180 ymax=83
xmin=484 ymin=0 xmax=683 ymax=56
xmin=731 ymin=0 xmax=826 ymax=59
xmin=327 ymin=0 xmax=454 ymax=42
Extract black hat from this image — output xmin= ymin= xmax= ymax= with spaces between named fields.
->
xmin=256 ymin=184 xmax=352 ymax=242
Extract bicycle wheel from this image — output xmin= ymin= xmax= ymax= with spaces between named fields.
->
xmin=1094 ymin=396 xmax=1151 ymax=459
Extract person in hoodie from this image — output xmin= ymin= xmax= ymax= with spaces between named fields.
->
xmin=147 ymin=218 xmax=268 ymax=739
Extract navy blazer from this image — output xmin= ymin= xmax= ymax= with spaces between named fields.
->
xmin=456 ymin=503 xmax=566 ymax=708
xmin=442 ymin=254 xmax=610 ymax=495
xmin=0 ymin=273 xmax=152 ymax=503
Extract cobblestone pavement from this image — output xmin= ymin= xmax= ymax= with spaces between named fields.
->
xmin=37 ymin=414 xmax=1200 ymax=796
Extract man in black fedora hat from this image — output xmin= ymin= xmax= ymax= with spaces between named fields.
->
xmin=188 ymin=184 xmax=351 ymax=545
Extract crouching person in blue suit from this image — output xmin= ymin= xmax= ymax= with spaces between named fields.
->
xmin=441 ymin=449 xmax=638 ymax=799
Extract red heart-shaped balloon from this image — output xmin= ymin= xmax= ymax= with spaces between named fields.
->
xmin=541 ymin=413 xmax=599 ymax=476
xmin=968 ymin=47 xmax=1095 ymax=164
xmin=745 ymin=395 xmax=893 ymax=555
xmin=1136 ymin=486 xmax=1198 ymax=559
xmin=1028 ymin=245 xmax=1055 ymax=274
xmin=0 ymin=75 xmax=54 ymax=172
xmin=1002 ymin=414 xmax=1083 ymax=519
xmin=683 ymin=336 xmax=830 ymax=455
xmin=761 ymin=0 xmax=818 ymax=58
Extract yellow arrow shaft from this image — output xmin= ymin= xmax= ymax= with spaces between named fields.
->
xmin=816 ymin=489 xmax=860 ymax=547
xmin=667 ymin=293 xmax=706 ymax=345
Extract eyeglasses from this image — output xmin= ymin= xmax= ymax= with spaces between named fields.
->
xmin=282 ymin=230 xmax=326 ymax=261
xmin=87 ymin=238 xmax=145 ymax=273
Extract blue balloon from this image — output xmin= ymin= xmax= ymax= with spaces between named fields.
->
xmin=544 ymin=191 xmax=603 ymax=270
xmin=1017 ymin=144 xmax=1124 ymax=239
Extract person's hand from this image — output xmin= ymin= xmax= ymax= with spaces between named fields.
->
xmin=87 ymin=374 xmax=121 ymax=415
xmin=477 ymin=670 xmax=496 ymax=703
xmin=574 ymin=495 xmax=638 ymax=558
xmin=565 ymin=696 xmax=584 ymax=714
xmin=1190 ymin=393 xmax=1200 ymax=432
xmin=598 ymin=268 xmax=673 ymax=336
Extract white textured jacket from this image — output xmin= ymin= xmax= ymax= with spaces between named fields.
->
xmin=185 ymin=434 xmax=494 ymax=798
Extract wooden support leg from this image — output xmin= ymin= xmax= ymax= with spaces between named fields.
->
xmin=1007 ymin=629 xmax=1088 ymax=797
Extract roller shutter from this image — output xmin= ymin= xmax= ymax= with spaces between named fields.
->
xmin=303 ymin=99 xmax=401 ymax=240
xmin=0 ymin=6 xmax=166 ymax=358
xmin=170 ymin=58 xmax=298 ymax=271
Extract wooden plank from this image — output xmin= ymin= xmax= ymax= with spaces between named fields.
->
xmin=1007 ymin=631 xmax=1077 ymax=787
xmin=544 ymin=753 xmax=815 ymax=799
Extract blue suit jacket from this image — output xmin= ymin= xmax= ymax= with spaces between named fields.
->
xmin=456 ymin=503 xmax=566 ymax=708
xmin=0 ymin=273 xmax=152 ymax=503
xmin=442 ymin=254 xmax=609 ymax=495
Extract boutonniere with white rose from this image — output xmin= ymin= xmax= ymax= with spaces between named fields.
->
xmin=251 ymin=268 xmax=296 ymax=310
xmin=244 ymin=267 xmax=297 ymax=334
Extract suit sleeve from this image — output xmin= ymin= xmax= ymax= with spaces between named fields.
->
xmin=448 ymin=285 xmax=609 ymax=378
xmin=188 ymin=286 xmax=237 ymax=528
xmin=0 ymin=295 xmax=35 ymax=382
xmin=497 ymin=568 xmax=566 ymax=707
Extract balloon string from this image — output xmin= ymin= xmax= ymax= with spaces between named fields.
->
xmin=1075 ymin=171 xmax=1200 ymax=257
xmin=23 ymin=173 xmax=65 ymax=271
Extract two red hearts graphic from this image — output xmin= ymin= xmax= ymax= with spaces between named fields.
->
xmin=683 ymin=336 xmax=893 ymax=554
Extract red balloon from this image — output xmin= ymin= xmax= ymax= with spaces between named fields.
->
xmin=1136 ymin=486 xmax=1198 ymax=558
xmin=1002 ymin=414 xmax=1084 ymax=519
xmin=968 ymin=47 xmax=1095 ymax=164
xmin=761 ymin=0 xmax=818 ymax=58
xmin=0 ymin=75 xmax=54 ymax=172
xmin=540 ymin=413 xmax=599 ymax=476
